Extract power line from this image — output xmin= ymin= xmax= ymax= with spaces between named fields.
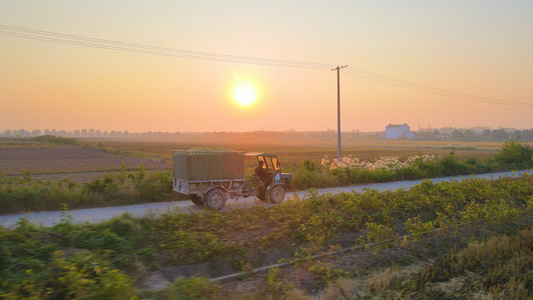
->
xmin=0 ymin=25 xmax=335 ymax=70
xmin=342 ymin=67 xmax=533 ymax=108
xmin=1 ymin=24 xmax=531 ymax=108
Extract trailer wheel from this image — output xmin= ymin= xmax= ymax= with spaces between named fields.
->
xmin=205 ymin=189 xmax=227 ymax=210
xmin=190 ymin=195 xmax=204 ymax=206
xmin=269 ymin=185 xmax=285 ymax=204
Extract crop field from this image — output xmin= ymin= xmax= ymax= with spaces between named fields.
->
xmin=86 ymin=137 xmax=507 ymax=169
xmin=0 ymin=143 xmax=169 ymax=182
xmin=1 ymin=136 xmax=510 ymax=183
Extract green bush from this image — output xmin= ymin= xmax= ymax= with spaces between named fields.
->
xmin=292 ymin=166 xmax=337 ymax=189
xmin=0 ymin=178 xmax=94 ymax=214
xmin=0 ymin=168 xmax=175 ymax=214
xmin=162 ymin=277 xmax=221 ymax=300
xmin=50 ymin=251 xmax=138 ymax=299
xmin=137 ymin=171 xmax=173 ymax=201
xmin=437 ymin=152 xmax=469 ymax=176
xmin=495 ymin=139 xmax=533 ymax=166
xmin=84 ymin=174 xmax=120 ymax=198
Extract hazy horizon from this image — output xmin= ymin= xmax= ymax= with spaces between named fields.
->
xmin=2 ymin=1 xmax=532 ymax=133
xmin=2 ymin=125 xmax=532 ymax=136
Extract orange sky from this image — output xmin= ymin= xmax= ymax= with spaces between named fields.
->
xmin=1 ymin=1 xmax=532 ymax=133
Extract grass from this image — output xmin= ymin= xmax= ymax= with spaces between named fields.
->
xmin=0 ymin=167 xmax=178 ymax=214
xmin=2 ymin=173 xmax=533 ymax=298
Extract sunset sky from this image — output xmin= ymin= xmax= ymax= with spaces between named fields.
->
xmin=1 ymin=1 xmax=532 ymax=133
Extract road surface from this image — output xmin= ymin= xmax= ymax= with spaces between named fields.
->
xmin=1 ymin=170 xmax=531 ymax=228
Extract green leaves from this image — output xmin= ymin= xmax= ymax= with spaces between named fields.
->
xmin=495 ymin=139 xmax=533 ymax=165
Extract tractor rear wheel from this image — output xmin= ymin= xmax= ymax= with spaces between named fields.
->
xmin=190 ymin=194 xmax=204 ymax=206
xmin=269 ymin=185 xmax=285 ymax=204
xmin=205 ymin=188 xmax=227 ymax=210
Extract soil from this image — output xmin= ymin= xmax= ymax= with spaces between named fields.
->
xmin=0 ymin=147 xmax=170 ymax=181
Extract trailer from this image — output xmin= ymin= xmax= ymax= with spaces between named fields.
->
xmin=173 ymin=150 xmax=292 ymax=210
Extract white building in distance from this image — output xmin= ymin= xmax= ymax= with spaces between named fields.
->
xmin=385 ymin=123 xmax=415 ymax=140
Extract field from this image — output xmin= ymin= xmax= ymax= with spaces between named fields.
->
xmin=0 ymin=143 xmax=169 ymax=182
xmin=1 ymin=136 xmax=533 ymax=298
xmin=88 ymin=137 xmax=505 ymax=166
xmin=1 ymin=136 xmax=507 ymax=182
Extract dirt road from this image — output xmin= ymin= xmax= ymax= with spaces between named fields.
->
xmin=1 ymin=170 xmax=531 ymax=228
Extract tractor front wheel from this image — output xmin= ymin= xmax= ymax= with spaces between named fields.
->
xmin=205 ymin=189 xmax=227 ymax=210
xmin=269 ymin=185 xmax=285 ymax=204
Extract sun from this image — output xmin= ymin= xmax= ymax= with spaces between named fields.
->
xmin=234 ymin=85 xmax=257 ymax=107
xmin=232 ymin=78 xmax=258 ymax=107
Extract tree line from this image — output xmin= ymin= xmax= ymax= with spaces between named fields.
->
xmin=1 ymin=127 xmax=532 ymax=141
xmin=0 ymin=129 xmax=181 ymax=138
xmin=417 ymin=128 xmax=533 ymax=141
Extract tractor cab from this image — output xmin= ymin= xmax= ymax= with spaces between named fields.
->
xmin=245 ymin=153 xmax=293 ymax=202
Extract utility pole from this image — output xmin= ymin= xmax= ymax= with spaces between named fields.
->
xmin=332 ymin=65 xmax=348 ymax=162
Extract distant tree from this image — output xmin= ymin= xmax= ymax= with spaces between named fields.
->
xmin=73 ymin=130 xmax=80 ymax=137
xmin=89 ymin=129 xmax=95 ymax=136
xmin=59 ymin=130 xmax=68 ymax=137
xmin=492 ymin=129 xmax=509 ymax=140
xmin=513 ymin=130 xmax=522 ymax=139
xmin=44 ymin=129 xmax=51 ymax=135
xmin=451 ymin=129 xmax=464 ymax=140
xmin=3 ymin=129 xmax=12 ymax=137
xmin=81 ymin=129 xmax=88 ymax=137
xmin=31 ymin=129 xmax=42 ymax=137
xmin=464 ymin=129 xmax=475 ymax=140
xmin=523 ymin=129 xmax=533 ymax=140
xmin=96 ymin=130 xmax=102 ymax=137
xmin=51 ymin=129 xmax=58 ymax=136
xmin=18 ymin=129 xmax=30 ymax=137
xmin=481 ymin=129 xmax=491 ymax=139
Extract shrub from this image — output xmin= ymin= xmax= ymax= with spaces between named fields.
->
xmin=495 ymin=139 xmax=533 ymax=165
xmin=137 ymin=171 xmax=173 ymax=201
xmin=50 ymin=251 xmax=138 ymax=299
xmin=163 ymin=276 xmax=221 ymax=300
xmin=84 ymin=174 xmax=120 ymax=198
xmin=438 ymin=152 xmax=469 ymax=176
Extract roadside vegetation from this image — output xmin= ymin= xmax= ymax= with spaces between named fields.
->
xmin=1 ymin=139 xmax=531 ymax=214
xmin=0 ymin=164 xmax=175 ymax=214
xmin=2 ymin=172 xmax=533 ymax=298
xmin=291 ymin=139 xmax=533 ymax=190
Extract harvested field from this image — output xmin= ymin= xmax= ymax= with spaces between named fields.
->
xmin=9 ymin=171 xmax=130 ymax=183
xmin=0 ymin=147 xmax=170 ymax=180
xmin=86 ymin=138 xmax=507 ymax=168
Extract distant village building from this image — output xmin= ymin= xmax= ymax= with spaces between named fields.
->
xmin=385 ymin=123 xmax=415 ymax=140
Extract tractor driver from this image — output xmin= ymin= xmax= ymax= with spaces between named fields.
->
xmin=255 ymin=161 xmax=272 ymax=187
